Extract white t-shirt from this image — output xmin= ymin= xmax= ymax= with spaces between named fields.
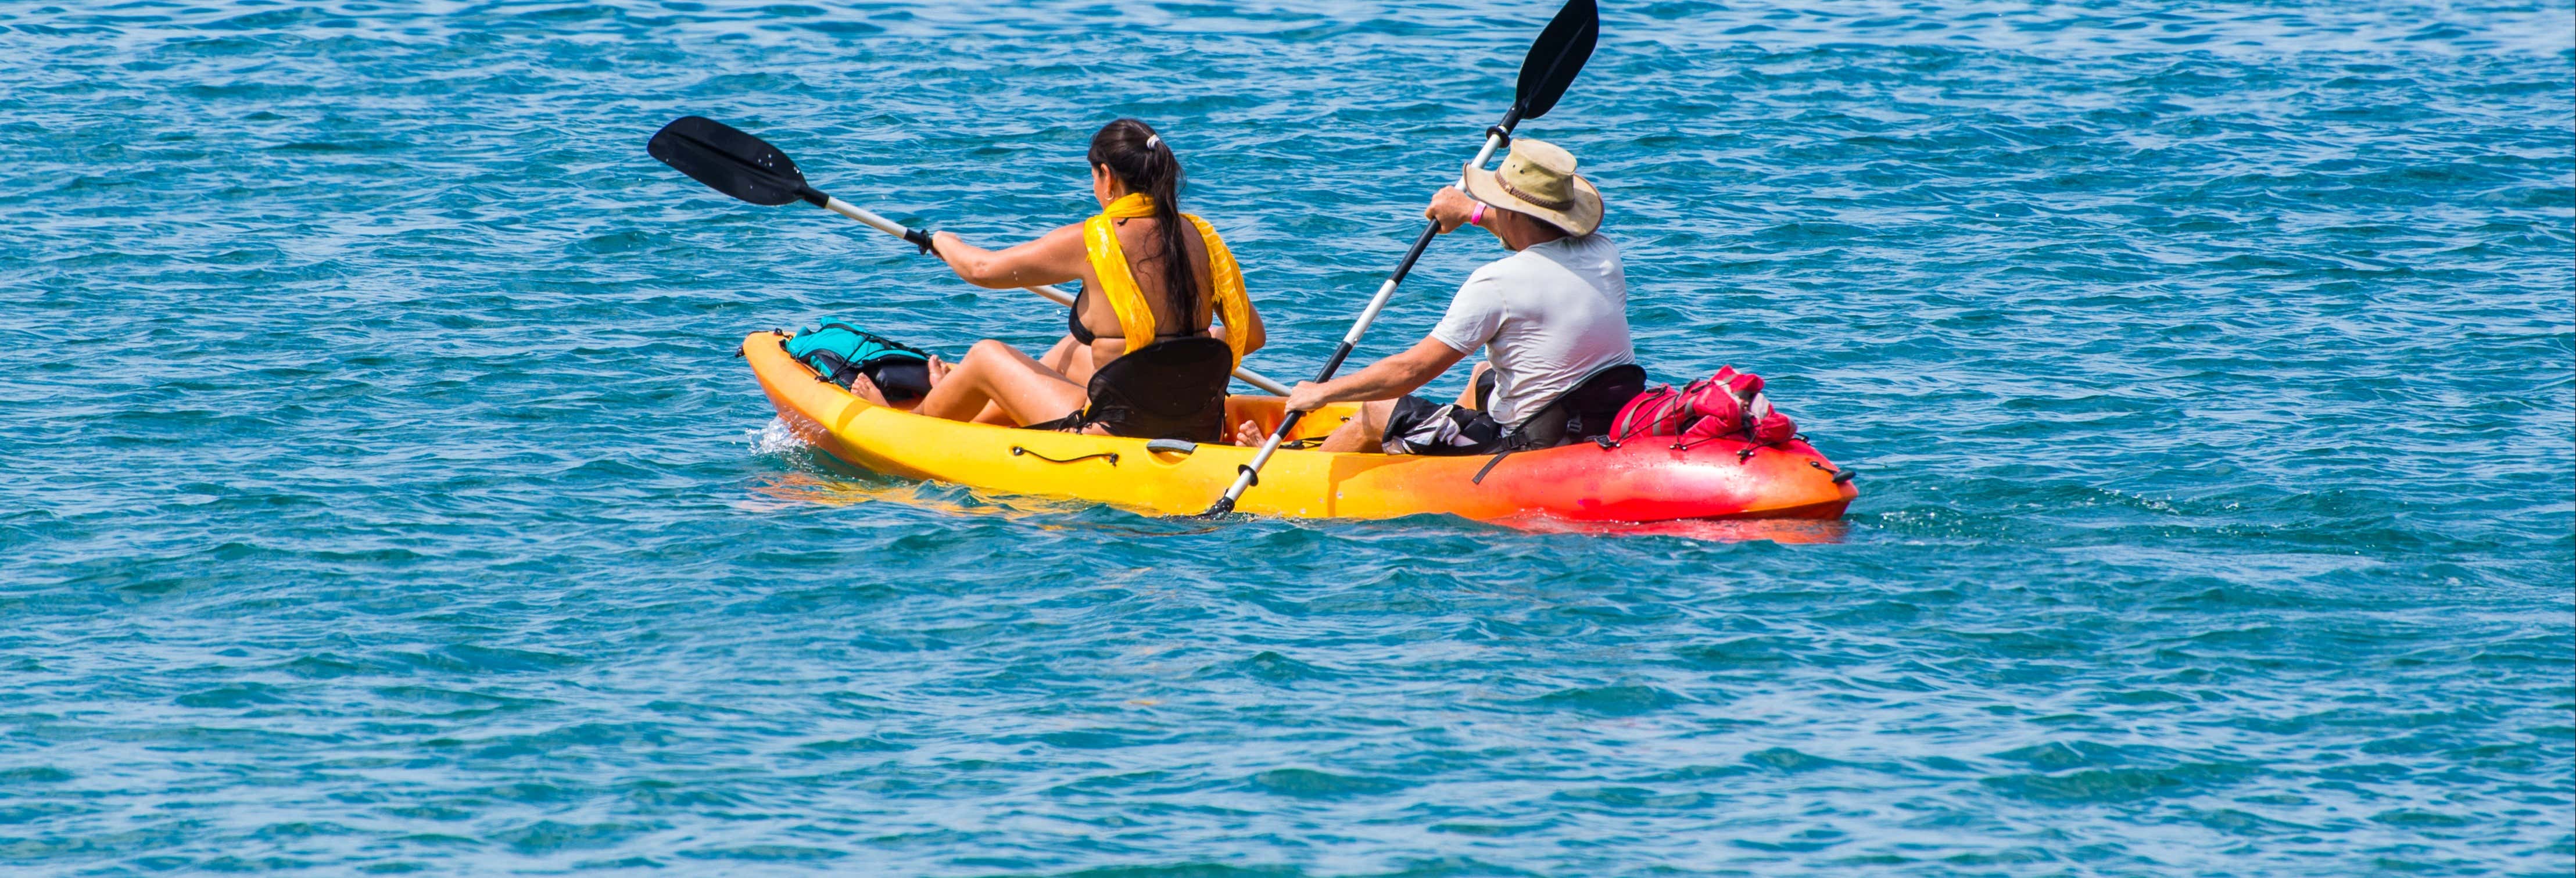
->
xmin=1428 ymin=233 xmax=1636 ymax=427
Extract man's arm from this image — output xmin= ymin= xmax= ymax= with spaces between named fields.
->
xmin=1282 ymin=336 xmax=1470 ymax=412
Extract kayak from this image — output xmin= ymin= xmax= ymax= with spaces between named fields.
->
xmin=743 ymin=331 xmax=1857 ymax=522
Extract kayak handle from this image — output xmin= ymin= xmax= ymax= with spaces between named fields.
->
xmin=1011 ymin=446 xmax=1117 ymax=466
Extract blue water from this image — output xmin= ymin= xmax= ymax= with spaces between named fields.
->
xmin=3 ymin=1 xmax=2571 ymax=874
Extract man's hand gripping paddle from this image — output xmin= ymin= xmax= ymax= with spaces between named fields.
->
xmin=646 ymin=116 xmax=1294 ymax=396
xmin=1190 ymin=0 xmax=1599 ymax=519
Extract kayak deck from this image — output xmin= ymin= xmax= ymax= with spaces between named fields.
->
xmin=744 ymin=331 xmax=1856 ymax=522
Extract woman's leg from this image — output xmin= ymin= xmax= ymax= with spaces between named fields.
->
xmin=847 ymin=374 xmax=931 ymax=413
xmin=848 ymin=373 xmax=890 ymax=406
xmin=969 ymin=334 xmax=1086 ymax=425
xmin=1053 ymin=339 xmax=1100 ymax=386
xmin=915 ymin=339 xmax=1090 ymax=426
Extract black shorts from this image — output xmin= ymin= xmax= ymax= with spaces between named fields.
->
xmin=1381 ymin=394 xmax=1510 ymax=456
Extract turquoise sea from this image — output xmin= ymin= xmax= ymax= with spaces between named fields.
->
xmin=3 ymin=1 xmax=2572 ymax=875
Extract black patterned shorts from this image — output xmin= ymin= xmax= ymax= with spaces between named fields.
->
xmin=1380 ymin=394 xmax=1509 ymax=456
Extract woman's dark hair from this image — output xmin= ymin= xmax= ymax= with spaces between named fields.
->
xmin=1088 ymin=119 xmax=1198 ymax=323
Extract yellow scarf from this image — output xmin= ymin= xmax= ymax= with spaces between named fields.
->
xmin=1081 ymin=192 xmax=1253 ymax=366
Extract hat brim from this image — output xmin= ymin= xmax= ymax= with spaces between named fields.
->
xmin=1462 ymin=163 xmax=1603 ymax=236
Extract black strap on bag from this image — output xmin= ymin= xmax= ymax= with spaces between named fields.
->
xmin=1471 ymin=363 xmax=1649 ymax=484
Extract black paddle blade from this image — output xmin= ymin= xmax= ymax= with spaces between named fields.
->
xmin=1514 ymin=0 xmax=1599 ymax=121
xmin=647 ymin=116 xmax=818 ymax=207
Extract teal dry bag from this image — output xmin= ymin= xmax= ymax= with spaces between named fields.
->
xmin=781 ymin=321 xmax=933 ymax=403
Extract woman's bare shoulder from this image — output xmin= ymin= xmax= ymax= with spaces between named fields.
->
xmin=1011 ymin=222 xmax=1088 ymax=270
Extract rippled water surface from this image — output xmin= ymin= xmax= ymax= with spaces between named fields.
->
xmin=3 ymin=1 xmax=2573 ymax=875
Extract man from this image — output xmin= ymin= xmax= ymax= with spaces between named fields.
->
xmin=1259 ymin=138 xmax=1634 ymax=454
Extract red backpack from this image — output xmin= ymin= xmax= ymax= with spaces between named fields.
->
xmin=1610 ymin=366 xmax=1798 ymax=447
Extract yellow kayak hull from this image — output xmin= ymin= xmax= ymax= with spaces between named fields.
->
xmin=744 ymin=332 xmax=1857 ymax=522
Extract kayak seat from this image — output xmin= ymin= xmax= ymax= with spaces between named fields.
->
xmin=1556 ymin=362 xmax=1650 ymax=443
xmin=1471 ymin=362 xmax=1650 ymax=485
xmin=1030 ymin=336 xmax=1231 ymax=442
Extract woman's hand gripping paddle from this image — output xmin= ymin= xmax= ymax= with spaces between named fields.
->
xmin=1190 ymin=0 xmax=1598 ymax=519
xmin=646 ymin=116 xmax=1294 ymax=396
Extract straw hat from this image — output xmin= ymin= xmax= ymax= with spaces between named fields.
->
xmin=1461 ymin=138 xmax=1603 ymax=236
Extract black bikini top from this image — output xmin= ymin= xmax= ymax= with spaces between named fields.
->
xmin=1067 ymin=282 xmax=1208 ymax=346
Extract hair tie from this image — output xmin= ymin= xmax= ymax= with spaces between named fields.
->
xmin=1145 ymin=134 xmax=1160 ymax=150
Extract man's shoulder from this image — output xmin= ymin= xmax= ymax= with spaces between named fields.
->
xmin=1459 ymin=253 xmax=1532 ymax=291
xmin=1472 ymin=243 xmax=1568 ymax=278
xmin=1486 ymin=235 xmax=1618 ymax=278
xmin=1547 ymin=232 xmax=1620 ymax=257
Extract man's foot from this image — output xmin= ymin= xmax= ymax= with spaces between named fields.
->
xmin=1233 ymin=420 xmax=1267 ymax=447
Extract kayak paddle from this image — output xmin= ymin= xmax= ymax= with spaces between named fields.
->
xmin=647 ymin=116 xmax=1295 ymax=396
xmin=1192 ymin=0 xmax=1599 ymax=518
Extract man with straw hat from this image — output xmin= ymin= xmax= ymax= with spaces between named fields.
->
xmin=1246 ymin=138 xmax=1635 ymax=455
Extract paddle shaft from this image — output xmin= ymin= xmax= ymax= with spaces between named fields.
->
xmin=1206 ymin=123 xmax=1518 ymax=514
xmin=806 ymin=192 xmax=1293 ymax=396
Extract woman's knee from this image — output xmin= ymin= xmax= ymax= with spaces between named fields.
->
xmin=948 ymin=339 xmax=1028 ymax=383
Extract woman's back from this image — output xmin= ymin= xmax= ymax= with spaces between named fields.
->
xmin=1072 ymin=215 xmax=1216 ymax=367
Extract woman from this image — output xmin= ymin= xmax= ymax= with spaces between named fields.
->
xmin=854 ymin=118 xmax=1263 ymax=439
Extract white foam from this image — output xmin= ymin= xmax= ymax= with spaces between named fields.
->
xmin=748 ymin=418 xmax=809 ymax=456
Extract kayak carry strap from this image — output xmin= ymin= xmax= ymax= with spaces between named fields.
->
xmin=1812 ymin=460 xmax=1857 ymax=485
xmin=1012 ymin=446 xmax=1118 ymax=466
xmin=1471 ymin=446 xmax=1518 ymax=485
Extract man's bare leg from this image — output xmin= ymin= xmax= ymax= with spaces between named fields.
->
xmin=1315 ymin=399 xmax=1396 ymax=453
xmin=1456 ymin=361 xmax=1491 ymax=408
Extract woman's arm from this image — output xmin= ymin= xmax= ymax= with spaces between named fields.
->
xmin=929 ymin=224 xmax=1085 ymax=290
xmin=1224 ymin=293 xmax=1266 ymax=355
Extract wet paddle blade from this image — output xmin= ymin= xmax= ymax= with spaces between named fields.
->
xmin=648 ymin=116 xmax=814 ymax=206
xmin=1514 ymin=0 xmax=1599 ymax=121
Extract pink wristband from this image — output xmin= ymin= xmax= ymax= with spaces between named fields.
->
xmin=1468 ymin=202 xmax=1486 ymax=225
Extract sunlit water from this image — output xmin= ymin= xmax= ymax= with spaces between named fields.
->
xmin=2 ymin=1 xmax=2570 ymax=875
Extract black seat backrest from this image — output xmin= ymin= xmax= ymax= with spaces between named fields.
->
xmin=1081 ymin=336 xmax=1233 ymax=440
xmin=1472 ymin=361 xmax=1654 ymax=485
xmin=1557 ymin=363 xmax=1649 ymax=441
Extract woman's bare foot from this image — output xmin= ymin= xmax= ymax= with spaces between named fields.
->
xmin=1233 ymin=420 xmax=1267 ymax=446
xmin=848 ymin=373 xmax=890 ymax=406
xmin=925 ymin=355 xmax=952 ymax=387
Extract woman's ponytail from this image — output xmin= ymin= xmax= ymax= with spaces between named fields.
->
xmin=1088 ymin=119 xmax=1199 ymax=324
